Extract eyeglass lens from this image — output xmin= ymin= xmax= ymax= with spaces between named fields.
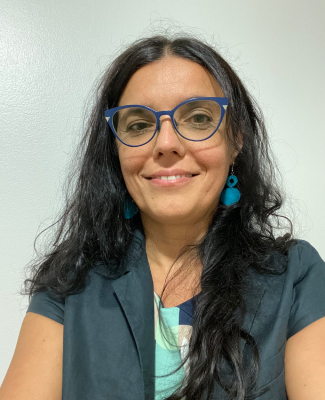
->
xmin=112 ymin=100 xmax=222 ymax=146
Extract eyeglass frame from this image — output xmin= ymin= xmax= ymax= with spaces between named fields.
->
xmin=104 ymin=96 xmax=228 ymax=147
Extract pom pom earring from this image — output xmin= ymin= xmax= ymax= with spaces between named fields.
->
xmin=220 ymin=163 xmax=241 ymax=205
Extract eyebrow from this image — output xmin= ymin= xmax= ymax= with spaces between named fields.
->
xmin=119 ymin=107 xmax=154 ymax=120
xmin=119 ymin=98 xmax=216 ymax=114
xmin=179 ymin=100 xmax=215 ymax=111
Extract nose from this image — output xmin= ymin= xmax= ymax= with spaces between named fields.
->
xmin=152 ymin=115 xmax=186 ymax=159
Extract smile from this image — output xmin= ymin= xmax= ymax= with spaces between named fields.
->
xmin=145 ymin=174 xmax=198 ymax=187
xmin=148 ymin=174 xmax=194 ymax=180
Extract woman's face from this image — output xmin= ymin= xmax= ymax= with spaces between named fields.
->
xmin=116 ymin=56 xmax=239 ymax=227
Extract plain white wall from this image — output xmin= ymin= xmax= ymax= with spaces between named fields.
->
xmin=1 ymin=0 xmax=324 ymax=382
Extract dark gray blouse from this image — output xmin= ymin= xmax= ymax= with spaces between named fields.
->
xmin=27 ymin=230 xmax=325 ymax=399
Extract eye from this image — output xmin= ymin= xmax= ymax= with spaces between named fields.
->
xmin=184 ymin=111 xmax=213 ymax=126
xmin=128 ymin=122 xmax=151 ymax=131
xmin=125 ymin=120 xmax=156 ymax=137
xmin=191 ymin=113 xmax=211 ymax=124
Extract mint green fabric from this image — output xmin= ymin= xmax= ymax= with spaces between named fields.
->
xmin=154 ymin=292 xmax=196 ymax=399
xmin=154 ymin=293 xmax=183 ymax=399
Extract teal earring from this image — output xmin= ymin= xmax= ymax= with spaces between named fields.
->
xmin=220 ymin=163 xmax=241 ymax=205
xmin=124 ymin=196 xmax=138 ymax=219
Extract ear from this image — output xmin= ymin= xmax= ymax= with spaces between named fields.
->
xmin=231 ymin=132 xmax=243 ymax=163
xmin=236 ymin=132 xmax=243 ymax=151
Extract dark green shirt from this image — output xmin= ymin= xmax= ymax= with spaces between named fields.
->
xmin=27 ymin=230 xmax=325 ymax=399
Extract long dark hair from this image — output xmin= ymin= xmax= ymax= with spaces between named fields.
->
xmin=22 ymin=35 xmax=294 ymax=399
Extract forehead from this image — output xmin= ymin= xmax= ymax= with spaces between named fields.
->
xmin=118 ymin=56 xmax=224 ymax=109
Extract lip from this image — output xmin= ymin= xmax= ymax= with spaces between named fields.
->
xmin=143 ymin=169 xmax=199 ymax=187
xmin=144 ymin=169 xmax=199 ymax=179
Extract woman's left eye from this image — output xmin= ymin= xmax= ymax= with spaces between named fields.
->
xmin=192 ymin=114 xmax=210 ymax=123
xmin=188 ymin=113 xmax=212 ymax=124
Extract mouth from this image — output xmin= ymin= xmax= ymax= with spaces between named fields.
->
xmin=146 ymin=174 xmax=198 ymax=181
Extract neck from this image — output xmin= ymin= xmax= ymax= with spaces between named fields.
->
xmin=141 ymin=215 xmax=208 ymax=275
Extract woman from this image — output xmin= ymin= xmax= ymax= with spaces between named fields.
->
xmin=1 ymin=35 xmax=325 ymax=400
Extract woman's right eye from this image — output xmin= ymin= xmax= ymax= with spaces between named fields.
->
xmin=128 ymin=122 xmax=151 ymax=131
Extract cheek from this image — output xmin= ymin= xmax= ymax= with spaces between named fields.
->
xmin=204 ymin=150 xmax=229 ymax=170
xmin=119 ymin=158 xmax=137 ymax=189
xmin=194 ymin=140 xmax=232 ymax=173
xmin=194 ymin=145 xmax=232 ymax=195
xmin=118 ymin=148 xmax=147 ymax=191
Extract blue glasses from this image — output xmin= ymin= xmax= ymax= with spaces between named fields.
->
xmin=104 ymin=97 xmax=228 ymax=147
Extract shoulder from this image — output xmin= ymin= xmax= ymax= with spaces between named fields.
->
xmin=242 ymin=239 xmax=325 ymax=339
xmin=27 ymin=290 xmax=65 ymax=325
xmin=241 ymin=240 xmax=325 ymax=391
xmin=284 ymin=241 xmax=325 ymax=398
xmin=258 ymin=239 xmax=325 ymax=284
xmin=286 ymin=239 xmax=325 ymax=284
xmin=283 ymin=239 xmax=325 ymax=338
xmin=287 ymin=238 xmax=322 ymax=260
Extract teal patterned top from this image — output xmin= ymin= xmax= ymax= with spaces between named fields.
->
xmin=154 ymin=291 xmax=198 ymax=400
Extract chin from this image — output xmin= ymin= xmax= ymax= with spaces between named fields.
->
xmin=141 ymin=207 xmax=204 ymax=225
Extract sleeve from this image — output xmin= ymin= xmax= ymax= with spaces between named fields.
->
xmin=26 ymin=290 xmax=65 ymax=325
xmin=287 ymin=240 xmax=325 ymax=339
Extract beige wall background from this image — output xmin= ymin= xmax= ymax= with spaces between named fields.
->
xmin=1 ymin=0 xmax=324 ymax=381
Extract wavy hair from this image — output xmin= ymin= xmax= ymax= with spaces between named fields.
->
xmin=22 ymin=35 xmax=294 ymax=400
